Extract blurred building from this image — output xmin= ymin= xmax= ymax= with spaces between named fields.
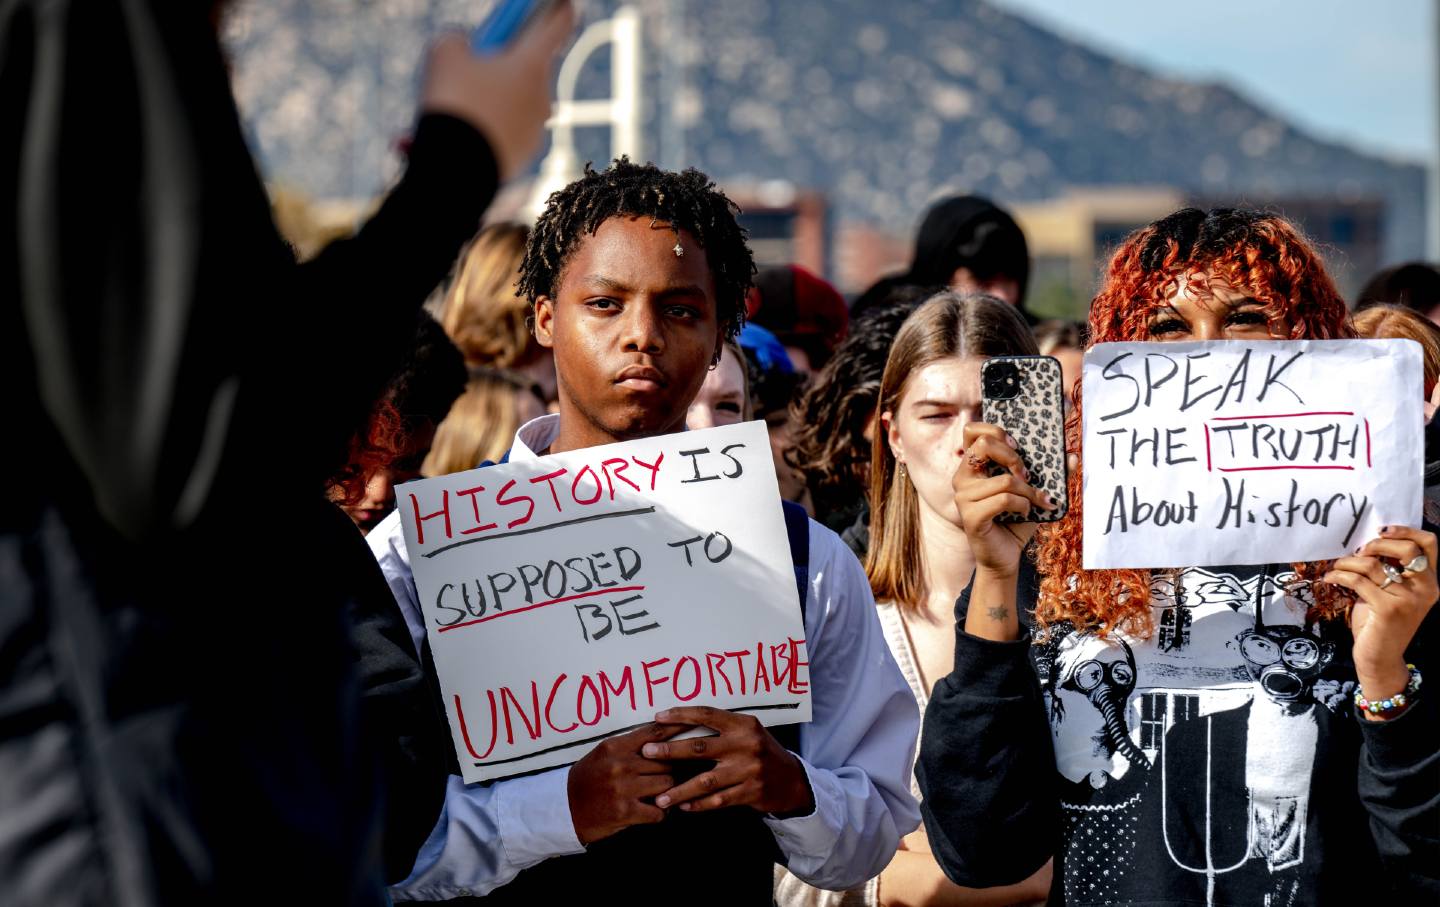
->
xmin=226 ymin=0 xmax=1426 ymax=298
xmin=726 ymin=183 xmax=829 ymax=276
xmin=1190 ymin=193 xmax=1385 ymax=303
xmin=1012 ymin=187 xmax=1183 ymax=317
xmin=1010 ymin=187 xmax=1385 ymax=317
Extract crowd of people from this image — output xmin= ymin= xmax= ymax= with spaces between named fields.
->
xmin=5 ymin=3 xmax=1438 ymax=905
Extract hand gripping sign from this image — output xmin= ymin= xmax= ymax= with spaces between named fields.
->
xmin=1082 ymin=339 xmax=1423 ymax=570
xmin=398 ymin=421 xmax=812 ymax=782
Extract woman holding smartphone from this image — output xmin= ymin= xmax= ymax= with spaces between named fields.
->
xmin=916 ymin=208 xmax=1439 ymax=905
xmin=776 ymin=292 xmax=1051 ymax=907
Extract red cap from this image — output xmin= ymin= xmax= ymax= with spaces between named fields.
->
xmin=745 ymin=265 xmax=849 ymax=356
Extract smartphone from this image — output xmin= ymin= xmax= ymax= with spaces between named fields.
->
xmin=471 ymin=0 xmax=565 ymax=53
xmin=980 ymin=355 xmax=1069 ymax=523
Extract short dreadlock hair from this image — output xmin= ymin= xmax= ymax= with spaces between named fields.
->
xmin=518 ymin=158 xmax=756 ymax=346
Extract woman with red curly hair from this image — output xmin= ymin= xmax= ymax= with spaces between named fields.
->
xmin=915 ymin=209 xmax=1439 ymax=906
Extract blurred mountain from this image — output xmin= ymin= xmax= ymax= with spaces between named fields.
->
xmin=226 ymin=0 xmax=1426 ymax=261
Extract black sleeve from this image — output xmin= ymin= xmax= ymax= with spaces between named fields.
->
xmin=290 ymin=112 xmax=497 ymax=483
xmin=262 ymin=110 xmax=496 ymax=504
xmin=327 ymin=505 xmax=451 ymax=885
xmin=1356 ymin=606 xmax=1440 ymax=898
xmin=914 ymin=559 xmax=1059 ymax=888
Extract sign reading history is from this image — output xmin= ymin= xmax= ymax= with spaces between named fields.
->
xmin=398 ymin=421 xmax=811 ymax=783
xmin=1081 ymin=339 xmax=1423 ymax=570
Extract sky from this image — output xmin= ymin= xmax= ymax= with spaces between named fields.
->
xmin=989 ymin=0 xmax=1436 ymax=165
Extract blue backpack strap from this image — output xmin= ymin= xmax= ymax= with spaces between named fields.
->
xmin=476 ymin=448 xmax=511 ymax=470
xmin=781 ymin=501 xmax=810 ymax=618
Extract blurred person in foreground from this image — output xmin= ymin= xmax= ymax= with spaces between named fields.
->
xmin=0 ymin=2 xmax=573 ymax=904
xmin=1355 ymin=262 xmax=1440 ymax=326
xmin=421 ymin=367 xmax=547 ymax=476
xmin=437 ymin=222 xmax=560 ymax=406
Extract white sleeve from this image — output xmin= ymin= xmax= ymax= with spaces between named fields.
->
xmin=764 ymin=521 xmax=921 ymax=889
xmin=366 ymin=510 xmax=427 ymax=659
xmin=367 ymin=510 xmax=586 ymax=900
xmin=389 ymin=767 xmax=584 ymax=901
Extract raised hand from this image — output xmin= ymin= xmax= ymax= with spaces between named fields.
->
xmin=421 ymin=2 xmax=576 ymax=181
xmin=1324 ymin=525 xmax=1437 ymax=719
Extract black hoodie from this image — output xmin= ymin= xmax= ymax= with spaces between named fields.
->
xmin=1 ymin=3 xmax=495 ymax=903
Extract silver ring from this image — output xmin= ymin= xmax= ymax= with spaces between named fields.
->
xmin=1380 ymin=563 xmax=1405 ymax=589
xmin=1405 ymin=554 xmax=1429 ymax=574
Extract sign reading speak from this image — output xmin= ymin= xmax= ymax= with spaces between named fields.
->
xmin=1082 ymin=339 xmax=1422 ymax=569
xmin=398 ymin=421 xmax=811 ymax=783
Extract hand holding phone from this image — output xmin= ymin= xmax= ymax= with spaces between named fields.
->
xmin=979 ymin=356 xmax=1070 ymax=524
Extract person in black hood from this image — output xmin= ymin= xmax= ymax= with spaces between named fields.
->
xmin=0 ymin=2 xmax=571 ymax=904
xmin=903 ymin=195 xmax=1033 ymax=323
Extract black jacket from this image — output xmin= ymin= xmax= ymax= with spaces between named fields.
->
xmin=916 ymin=560 xmax=1440 ymax=905
xmin=1 ymin=3 xmax=496 ymax=903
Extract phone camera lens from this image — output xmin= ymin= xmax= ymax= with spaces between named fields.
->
xmin=985 ymin=362 xmax=1021 ymax=400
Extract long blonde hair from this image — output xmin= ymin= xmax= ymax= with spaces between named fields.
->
xmin=422 ymin=370 xmax=543 ymax=476
xmin=439 ymin=223 xmax=534 ymax=367
xmin=865 ymin=293 xmax=1037 ymax=611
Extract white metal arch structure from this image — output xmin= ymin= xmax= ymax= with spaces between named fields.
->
xmin=526 ymin=5 xmax=642 ymax=218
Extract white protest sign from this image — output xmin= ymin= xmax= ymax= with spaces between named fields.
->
xmin=397 ymin=420 xmax=811 ymax=783
xmin=1082 ymin=339 xmax=1422 ymax=569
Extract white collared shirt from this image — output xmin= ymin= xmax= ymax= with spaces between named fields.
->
xmin=372 ymin=414 xmax=920 ymax=900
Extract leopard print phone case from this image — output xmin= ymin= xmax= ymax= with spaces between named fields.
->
xmin=979 ymin=355 xmax=1069 ymax=524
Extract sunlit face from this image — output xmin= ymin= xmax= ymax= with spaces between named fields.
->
xmin=534 ymin=216 xmax=721 ymax=444
xmin=1144 ymin=274 xmax=1290 ymax=342
xmin=687 ymin=345 xmax=747 ymax=429
xmin=885 ymin=356 xmax=985 ymax=526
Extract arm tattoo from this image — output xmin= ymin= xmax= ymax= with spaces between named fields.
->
xmin=985 ymin=605 xmax=1010 ymax=622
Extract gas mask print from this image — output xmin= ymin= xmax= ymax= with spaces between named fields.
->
xmin=1048 ymin=631 xmax=1151 ymax=789
xmin=1061 ymin=641 xmax=1152 ymax=773
xmin=1232 ymin=595 xmax=1335 ymax=710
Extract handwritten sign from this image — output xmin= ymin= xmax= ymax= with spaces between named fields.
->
xmin=397 ymin=421 xmax=811 ymax=783
xmin=1082 ymin=339 xmax=1422 ymax=569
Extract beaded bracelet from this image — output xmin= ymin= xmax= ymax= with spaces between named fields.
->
xmin=1354 ymin=664 xmax=1422 ymax=717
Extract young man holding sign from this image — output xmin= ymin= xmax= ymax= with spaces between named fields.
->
xmin=370 ymin=159 xmax=919 ymax=901
xmin=916 ymin=208 xmax=1439 ymax=905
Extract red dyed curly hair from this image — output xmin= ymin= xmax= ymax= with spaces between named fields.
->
xmin=1034 ymin=208 xmax=1355 ymax=638
xmin=328 ymin=397 xmax=408 ymax=507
